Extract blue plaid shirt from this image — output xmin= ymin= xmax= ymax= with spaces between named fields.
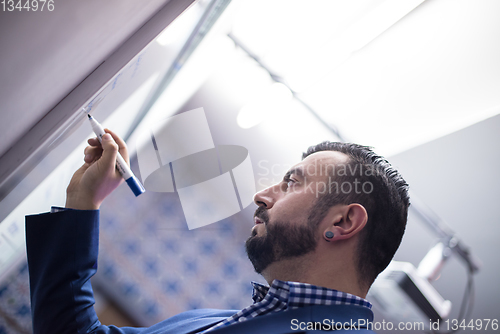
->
xmin=204 ymin=280 xmax=372 ymax=332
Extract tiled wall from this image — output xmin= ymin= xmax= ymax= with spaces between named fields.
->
xmin=0 ymin=262 xmax=31 ymax=334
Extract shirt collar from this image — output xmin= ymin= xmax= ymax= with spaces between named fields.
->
xmin=251 ymin=279 xmax=372 ymax=309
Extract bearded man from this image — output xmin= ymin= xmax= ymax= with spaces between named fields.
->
xmin=26 ymin=130 xmax=409 ymax=333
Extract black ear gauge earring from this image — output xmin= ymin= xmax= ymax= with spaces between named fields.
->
xmin=325 ymin=231 xmax=334 ymax=240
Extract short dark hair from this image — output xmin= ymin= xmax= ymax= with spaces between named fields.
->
xmin=302 ymin=142 xmax=410 ymax=288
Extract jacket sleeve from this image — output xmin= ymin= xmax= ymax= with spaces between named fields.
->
xmin=25 ymin=209 xmax=143 ymax=334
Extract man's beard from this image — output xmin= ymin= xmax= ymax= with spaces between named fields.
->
xmin=245 ymin=207 xmax=318 ymax=274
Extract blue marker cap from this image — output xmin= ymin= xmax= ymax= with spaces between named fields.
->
xmin=125 ymin=176 xmax=146 ymax=196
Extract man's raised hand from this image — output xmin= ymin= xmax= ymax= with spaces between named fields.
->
xmin=65 ymin=129 xmax=130 ymax=210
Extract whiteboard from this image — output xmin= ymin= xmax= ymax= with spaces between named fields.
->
xmin=0 ymin=0 xmax=231 ymax=281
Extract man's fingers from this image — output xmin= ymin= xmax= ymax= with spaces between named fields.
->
xmin=84 ymin=129 xmax=127 ymax=169
xmin=104 ymin=128 xmax=129 ymax=165
xmin=98 ymin=133 xmax=119 ymax=173
xmin=84 ymin=146 xmax=103 ymax=163
xmin=87 ymin=137 xmax=100 ymax=146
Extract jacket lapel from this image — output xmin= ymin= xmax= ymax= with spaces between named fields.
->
xmin=209 ymin=304 xmax=374 ymax=334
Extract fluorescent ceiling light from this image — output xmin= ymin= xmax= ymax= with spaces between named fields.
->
xmin=156 ymin=1 xmax=205 ymax=46
xmin=285 ymin=0 xmax=427 ymax=91
xmin=237 ymin=82 xmax=293 ymax=129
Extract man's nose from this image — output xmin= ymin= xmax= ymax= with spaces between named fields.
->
xmin=253 ymin=183 xmax=280 ymax=209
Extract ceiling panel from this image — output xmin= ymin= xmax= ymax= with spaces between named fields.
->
xmin=0 ymin=0 xmax=173 ymax=157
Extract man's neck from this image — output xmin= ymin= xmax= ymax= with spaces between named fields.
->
xmin=261 ymin=254 xmax=368 ymax=299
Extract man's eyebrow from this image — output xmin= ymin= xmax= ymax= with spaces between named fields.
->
xmin=283 ymin=167 xmax=304 ymax=180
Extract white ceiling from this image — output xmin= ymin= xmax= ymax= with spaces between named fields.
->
xmin=226 ymin=0 xmax=500 ymax=156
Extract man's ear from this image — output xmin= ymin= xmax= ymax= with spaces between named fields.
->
xmin=324 ymin=204 xmax=367 ymax=241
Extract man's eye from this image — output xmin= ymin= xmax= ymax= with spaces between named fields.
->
xmin=287 ymin=179 xmax=295 ymax=188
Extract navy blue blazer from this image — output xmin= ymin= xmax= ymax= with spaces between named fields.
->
xmin=25 ymin=210 xmax=376 ymax=334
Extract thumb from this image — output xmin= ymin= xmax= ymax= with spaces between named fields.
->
xmin=99 ymin=133 xmax=119 ymax=172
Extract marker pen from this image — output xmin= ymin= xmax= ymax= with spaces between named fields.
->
xmin=87 ymin=114 xmax=145 ymax=196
